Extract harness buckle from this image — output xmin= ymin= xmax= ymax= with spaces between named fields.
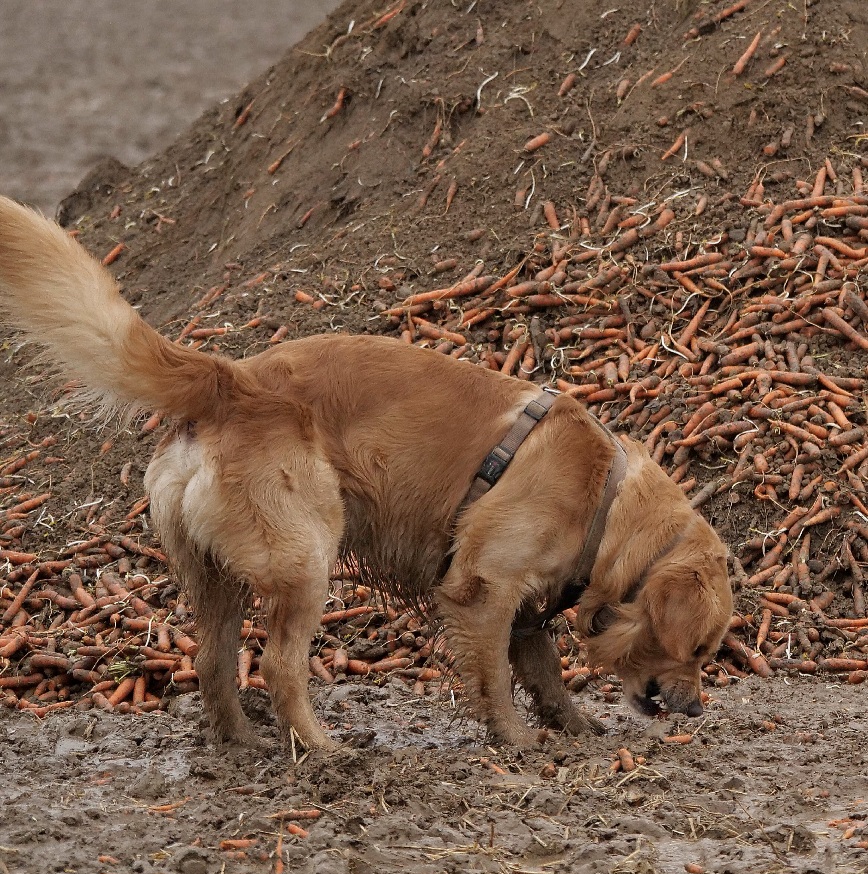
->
xmin=478 ymin=446 xmax=512 ymax=485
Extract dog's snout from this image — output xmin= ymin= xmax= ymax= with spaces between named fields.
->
xmin=661 ymin=689 xmax=703 ymax=718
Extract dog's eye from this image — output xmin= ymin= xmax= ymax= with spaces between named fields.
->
xmin=590 ymin=605 xmax=617 ymax=635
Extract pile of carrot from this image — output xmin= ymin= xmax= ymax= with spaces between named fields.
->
xmin=0 ymin=536 xmax=452 ymax=715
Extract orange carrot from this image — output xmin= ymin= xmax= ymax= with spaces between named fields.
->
xmin=1 ymin=569 xmax=39 ymax=624
xmin=237 ymin=647 xmax=254 ymax=690
xmin=661 ymin=129 xmax=688 ymax=161
xmin=764 ymin=55 xmax=787 ymax=77
xmin=732 ymin=30 xmax=762 ymax=75
xmin=524 ymin=131 xmax=551 ymax=152
xmin=321 ymin=87 xmax=348 ymax=123
xmin=617 ymin=747 xmax=636 ymax=772
xmin=101 ymin=242 xmax=126 ymax=266
xmin=320 ymin=605 xmax=375 ymax=625
xmin=543 ymin=201 xmax=559 ymax=229
xmin=219 ymin=839 xmax=257 ymax=851
xmin=108 ymin=676 xmax=137 ymax=706
xmin=232 ymin=99 xmax=255 ymax=130
xmin=623 ymin=23 xmax=642 ymax=45
xmin=558 ymin=73 xmax=577 ymax=97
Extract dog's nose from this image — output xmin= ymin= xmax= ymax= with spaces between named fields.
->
xmin=685 ymin=699 xmax=703 ymax=718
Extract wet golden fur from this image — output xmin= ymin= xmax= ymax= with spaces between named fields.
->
xmin=0 ymin=196 xmax=732 ymax=749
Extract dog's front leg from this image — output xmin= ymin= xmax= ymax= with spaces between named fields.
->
xmin=508 ymin=629 xmax=605 ymax=736
xmin=437 ymin=568 xmax=540 ymax=746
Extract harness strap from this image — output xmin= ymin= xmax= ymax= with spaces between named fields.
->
xmin=460 ymin=390 xmax=556 ymax=509
xmin=574 ymin=434 xmax=627 ymax=584
xmin=511 ymin=427 xmax=628 ymax=638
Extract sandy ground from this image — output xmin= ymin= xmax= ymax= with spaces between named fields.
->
xmin=0 ymin=0 xmax=339 ymax=215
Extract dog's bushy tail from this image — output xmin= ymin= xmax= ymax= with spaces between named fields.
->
xmin=0 ymin=196 xmax=238 ymax=422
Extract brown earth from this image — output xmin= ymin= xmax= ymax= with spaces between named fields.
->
xmin=2 ymin=0 xmax=868 ymax=872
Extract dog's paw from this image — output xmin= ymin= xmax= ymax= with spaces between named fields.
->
xmin=549 ymin=708 xmax=607 ymax=737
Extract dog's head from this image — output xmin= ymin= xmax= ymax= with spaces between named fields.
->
xmin=576 ymin=444 xmax=732 ymax=719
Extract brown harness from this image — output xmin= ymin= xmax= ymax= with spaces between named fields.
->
xmin=452 ymin=388 xmax=629 ymax=633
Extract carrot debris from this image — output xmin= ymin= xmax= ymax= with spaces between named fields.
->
xmin=732 ymin=30 xmax=763 ymax=75
xmin=101 ymin=242 xmax=126 ymax=266
xmin=523 ymin=131 xmax=551 ymax=153
xmin=320 ymin=87 xmax=348 ymax=123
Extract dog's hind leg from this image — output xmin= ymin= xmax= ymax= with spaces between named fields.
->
xmin=183 ymin=553 xmax=260 ymax=746
xmin=508 ymin=629 xmax=605 ymax=736
xmin=146 ymin=432 xmax=259 ymax=746
xmin=259 ymin=550 xmax=337 ymax=752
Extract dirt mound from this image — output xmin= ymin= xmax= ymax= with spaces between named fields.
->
xmin=2 ymin=1 xmax=868 ymax=870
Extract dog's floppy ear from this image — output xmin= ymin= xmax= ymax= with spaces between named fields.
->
xmin=581 ymin=601 xmax=647 ymax=671
xmin=643 ymin=558 xmax=727 ymax=662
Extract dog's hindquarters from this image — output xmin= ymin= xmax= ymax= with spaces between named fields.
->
xmin=146 ymin=420 xmax=345 ymax=750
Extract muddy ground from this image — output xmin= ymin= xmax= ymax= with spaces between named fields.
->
xmin=1 ymin=0 xmax=868 ymax=872
xmin=1 ymin=678 xmax=867 ymax=873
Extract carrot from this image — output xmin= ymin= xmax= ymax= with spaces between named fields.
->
xmin=101 ymin=242 xmax=126 ymax=266
xmin=0 ymin=492 xmax=50 ymax=518
xmin=400 ymin=275 xmax=491 ymax=307
xmin=661 ymin=129 xmax=688 ymax=161
xmin=558 ymin=73 xmax=577 ymax=97
xmin=412 ymin=319 xmax=467 ymax=346
xmin=1 ymin=569 xmax=39 ymax=624
xmin=309 ymin=655 xmax=335 ymax=684
xmin=286 ymin=823 xmax=310 ymax=838
xmin=29 ymin=653 xmax=72 ymax=671
xmin=320 ymin=605 xmax=376 ymax=626
xmin=237 ymin=647 xmax=254 ymax=690
xmin=0 ymin=549 xmax=37 ymax=565
xmin=108 ymin=676 xmax=137 ymax=706
xmin=270 ymin=808 xmax=322 ymax=821
xmin=818 ymin=658 xmax=868 ymax=672
xmin=422 ymin=117 xmax=442 ymax=159
xmin=821 ymin=308 xmax=868 ymax=351
xmin=148 ymin=796 xmax=190 ymax=813
xmin=543 ymin=201 xmax=559 ymax=229
xmin=623 ymin=23 xmax=642 ymax=46
xmin=658 ymin=252 xmax=723 ymax=272
xmin=480 ymin=756 xmax=507 ymax=775
xmin=617 ymin=747 xmax=636 ymax=772
xmin=444 ymin=179 xmax=458 ymax=213
xmin=523 ymin=132 xmax=551 ymax=152
xmin=219 ymin=838 xmax=257 ymax=851
xmin=722 ymin=632 xmax=772 ymax=677
xmin=663 ymin=734 xmax=693 ymax=744
xmin=764 ymin=55 xmax=787 ymax=77
xmin=732 ymin=30 xmax=762 ymax=75
xmin=321 ymin=87 xmax=348 ymax=123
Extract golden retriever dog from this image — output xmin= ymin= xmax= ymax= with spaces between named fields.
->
xmin=0 ymin=196 xmax=732 ymax=749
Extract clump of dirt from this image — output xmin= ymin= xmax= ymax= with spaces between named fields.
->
xmin=2 ymin=0 xmax=868 ymax=871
